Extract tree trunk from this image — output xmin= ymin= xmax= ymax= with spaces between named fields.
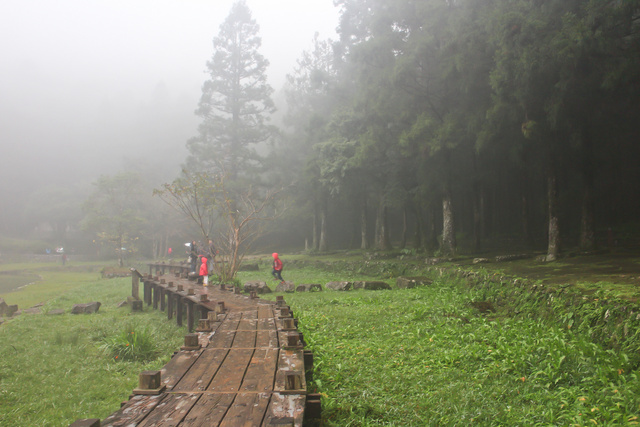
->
xmin=318 ymin=198 xmax=327 ymax=252
xmin=580 ymin=173 xmax=595 ymax=251
xmin=441 ymin=192 xmax=456 ymax=256
xmin=312 ymin=210 xmax=318 ymax=250
xmin=412 ymin=205 xmax=423 ymax=250
xmin=546 ymin=165 xmax=560 ymax=261
xmin=376 ymin=196 xmax=392 ymax=250
xmin=360 ymin=197 xmax=369 ymax=249
xmin=580 ymin=131 xmax=596 ymax=252
xmin=426 ymin=205 xmax=438 ymax=254
xmin=399 ymin=207 xmax=408 ymax=250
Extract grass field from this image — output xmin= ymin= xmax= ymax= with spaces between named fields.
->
xmin=2 ymin=254 xmax=640 ymax=426
xmin=0 ymin=266 xmax=186 ymax=426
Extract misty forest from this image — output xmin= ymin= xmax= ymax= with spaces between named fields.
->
xmin=1 ymin=0 xmax=639 ymax=264
xmin=4 ymin=1 xmax=640 ymax=426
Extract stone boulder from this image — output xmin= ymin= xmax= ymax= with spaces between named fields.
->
xmin=275 ymin=281 xmax=296 ymax=293
xmin=473 ymin=258 xmax=491 ymax=264
xmin=71 ymin=302 xmax=101 ymax=314
xmin=326 ymin=281 xmax=352 ymax=291
xmin=0 ymin=298 xmax=18 ymax=317
xmin=296 ymin=284 xmax=323 ymax=292
xmin=353 ymin=281 xmax=392 ymax=291
xmin=244 ymin=281 xmax=272 ymax=294
xmin=396 ymin=276 xmax=433 ymax=289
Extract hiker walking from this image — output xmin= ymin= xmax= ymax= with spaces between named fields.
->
xmin=271 ymin=252 xmax=284 ymax=283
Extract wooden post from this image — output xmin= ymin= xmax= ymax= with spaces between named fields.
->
xmin=176 ymin=297 xmax=183 ymax=327
xmin=305 ymin=394 xmax=322 ymax=422
xmin=167 ymin=292 xmax=174 ymax=320
xmin=131 ymin=300 xmax=143 ymax=312
xmin=131 ymin=271 xmax=140 ymax=300
xmin=159 ymin=288 xmax=165 ymax=312
xmin=283 ymin=318 xmax=295 ymax=330
xmin=152 ymin=284 xmax=159 ymax=310
xmin=133 ymin=370 xmax=165 ymax=395
xmin=181 ymin=333 xmax=200 ymax=350
xmin=250 ymin=291 xmax=257 ymax=299
xmin=143 ymin=281 xmax=150 ymax=305
xmin=285 ymin=372 xmax=302 ymax=390
xmin=186 ymin=300 xmax=195 ymax=332
xmin=216 ymin=301 xmax=225 ymax=314
xmin=286 ymin=332 xmax=300 ymax=348
xmin=177 ymin=284 xmax=184 ymax=292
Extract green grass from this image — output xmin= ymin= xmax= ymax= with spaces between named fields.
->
xmin=238 ymin=256 xmax=640 ymax=426
xmin=4 ymin=254 xmax=640 ymax=426
xmin=0 ymin=274 xmax=186 ymax=426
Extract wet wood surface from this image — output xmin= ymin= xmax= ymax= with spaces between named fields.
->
xmin=100 ymin=265 xmax=312 ymax=426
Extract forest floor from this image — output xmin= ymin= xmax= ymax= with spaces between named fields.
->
xmin=454 ymin=249 xmax=640 ymax=300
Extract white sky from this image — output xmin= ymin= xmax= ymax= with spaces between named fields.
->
xmin=0 ymin=0 xmax=340 ymax=187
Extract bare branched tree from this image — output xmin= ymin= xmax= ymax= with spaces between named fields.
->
xmin=215 ymin=174 xmax=285 ymax=282
xmin=155 ymin=169 xmax=285 ymax=283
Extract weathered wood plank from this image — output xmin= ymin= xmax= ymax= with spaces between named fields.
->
xmin=208 ymin=348 xmax=255 ymax=393
xmin=220 ymin=392 xmax=271 ymax=427
xmin=161 ymin=351 xmax=202 ymax=390
xmin=101 ymin=394 xmax=166 ymax=426
xmin=136 ymin=393 xmax=200 ymax=427
xmin=172 ymin=349 xmax=229 ymax=392
xmin=274 ymin=349 xmax=306 ymax=394
xmin=240 ymin=348 xmax=279 ymax=393
xmin=219 ymin=312 xmax=242 ymax=330
xmin=180 ymin=393 xmax=235 ymax=426
xmin=262 ymin=394 xmax=305 ymax=426
xmin=255 ymin=330 xmax=279 ymax=348
xmin=208 ymin=330 xmax=236 ymax=349
xmin=232 ymin=330 xmax=257 ymax=348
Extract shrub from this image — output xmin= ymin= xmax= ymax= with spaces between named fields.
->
xmin=100 ymin=323 xmax=158 ymax=362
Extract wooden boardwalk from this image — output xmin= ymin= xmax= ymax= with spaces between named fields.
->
xmin=74 ymin=264 xmax=320 ymax=426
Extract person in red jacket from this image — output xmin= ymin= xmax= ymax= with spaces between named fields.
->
xmin=200 ymin=256 xmax=209 ymax=286
xmin=271 ymin=252 xmax=284 ymax=283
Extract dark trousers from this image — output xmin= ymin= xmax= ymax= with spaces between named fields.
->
xmin=272 ymin=269 xmax=283 ymax=281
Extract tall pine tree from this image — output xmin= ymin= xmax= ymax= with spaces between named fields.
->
xmin=187 ymin=0 xmax=275 ymax=177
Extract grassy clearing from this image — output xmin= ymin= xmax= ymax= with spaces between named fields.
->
xmin=0 ymin=275 xmax=186 ymax=426
xmin=239 ymin=256 xmax=640 ymax=426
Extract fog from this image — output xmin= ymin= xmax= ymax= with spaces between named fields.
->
xmin=0 ymin=0 xmax=338 ymax=227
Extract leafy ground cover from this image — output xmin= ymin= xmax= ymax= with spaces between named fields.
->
xmin=0 ymin=274 xmax=185 ymax=426
xmin=239 ymin=255 xmax=640 ymax=426
xmin=2 ymin=254 xmax=640 ymax=426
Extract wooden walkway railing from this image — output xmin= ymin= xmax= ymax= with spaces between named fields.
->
xmin=71 ymin=263 xmax=320 ymax=427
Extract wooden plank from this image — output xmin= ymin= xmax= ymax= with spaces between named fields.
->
xmin=240 ymin=348 xmax=279 ymax=393
xmin=101 ymin=394 xmax=166 ymax=426
xmin=237 ymin=317 xmax=258 ymax=331
xmin=136 ymin=393 xmax=200 ymax=427
xmin=180 ymin=393 xmax=235 ymax=426
xmin=172 ymin=349 xmax=229 ymax=392
xmin=258 ymin=317 xmax=276 ymax=331
xmin=262 ymin=394 xmax=305 ymax=426
xmin=273 ymin=350 xmax=306 ymax=394
xmin=220 ymin=392 xmax=271 ymax=427
xmin=257 ymin=304 xmax=274 ymax=319
xmin=255 ymin=330 xmax=279 ymax=348
xmin=161 ymin=351 xmax=202 ymax=390
xmin=208 ymin=330 xmax=236 ymax=348
xmin=219 ymin=312 xmax=242 ymax=330
xmin=232 ymin=330 xmax=257 ymax=348
xmin=208 ymin=348 xmax=255 ymax=393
